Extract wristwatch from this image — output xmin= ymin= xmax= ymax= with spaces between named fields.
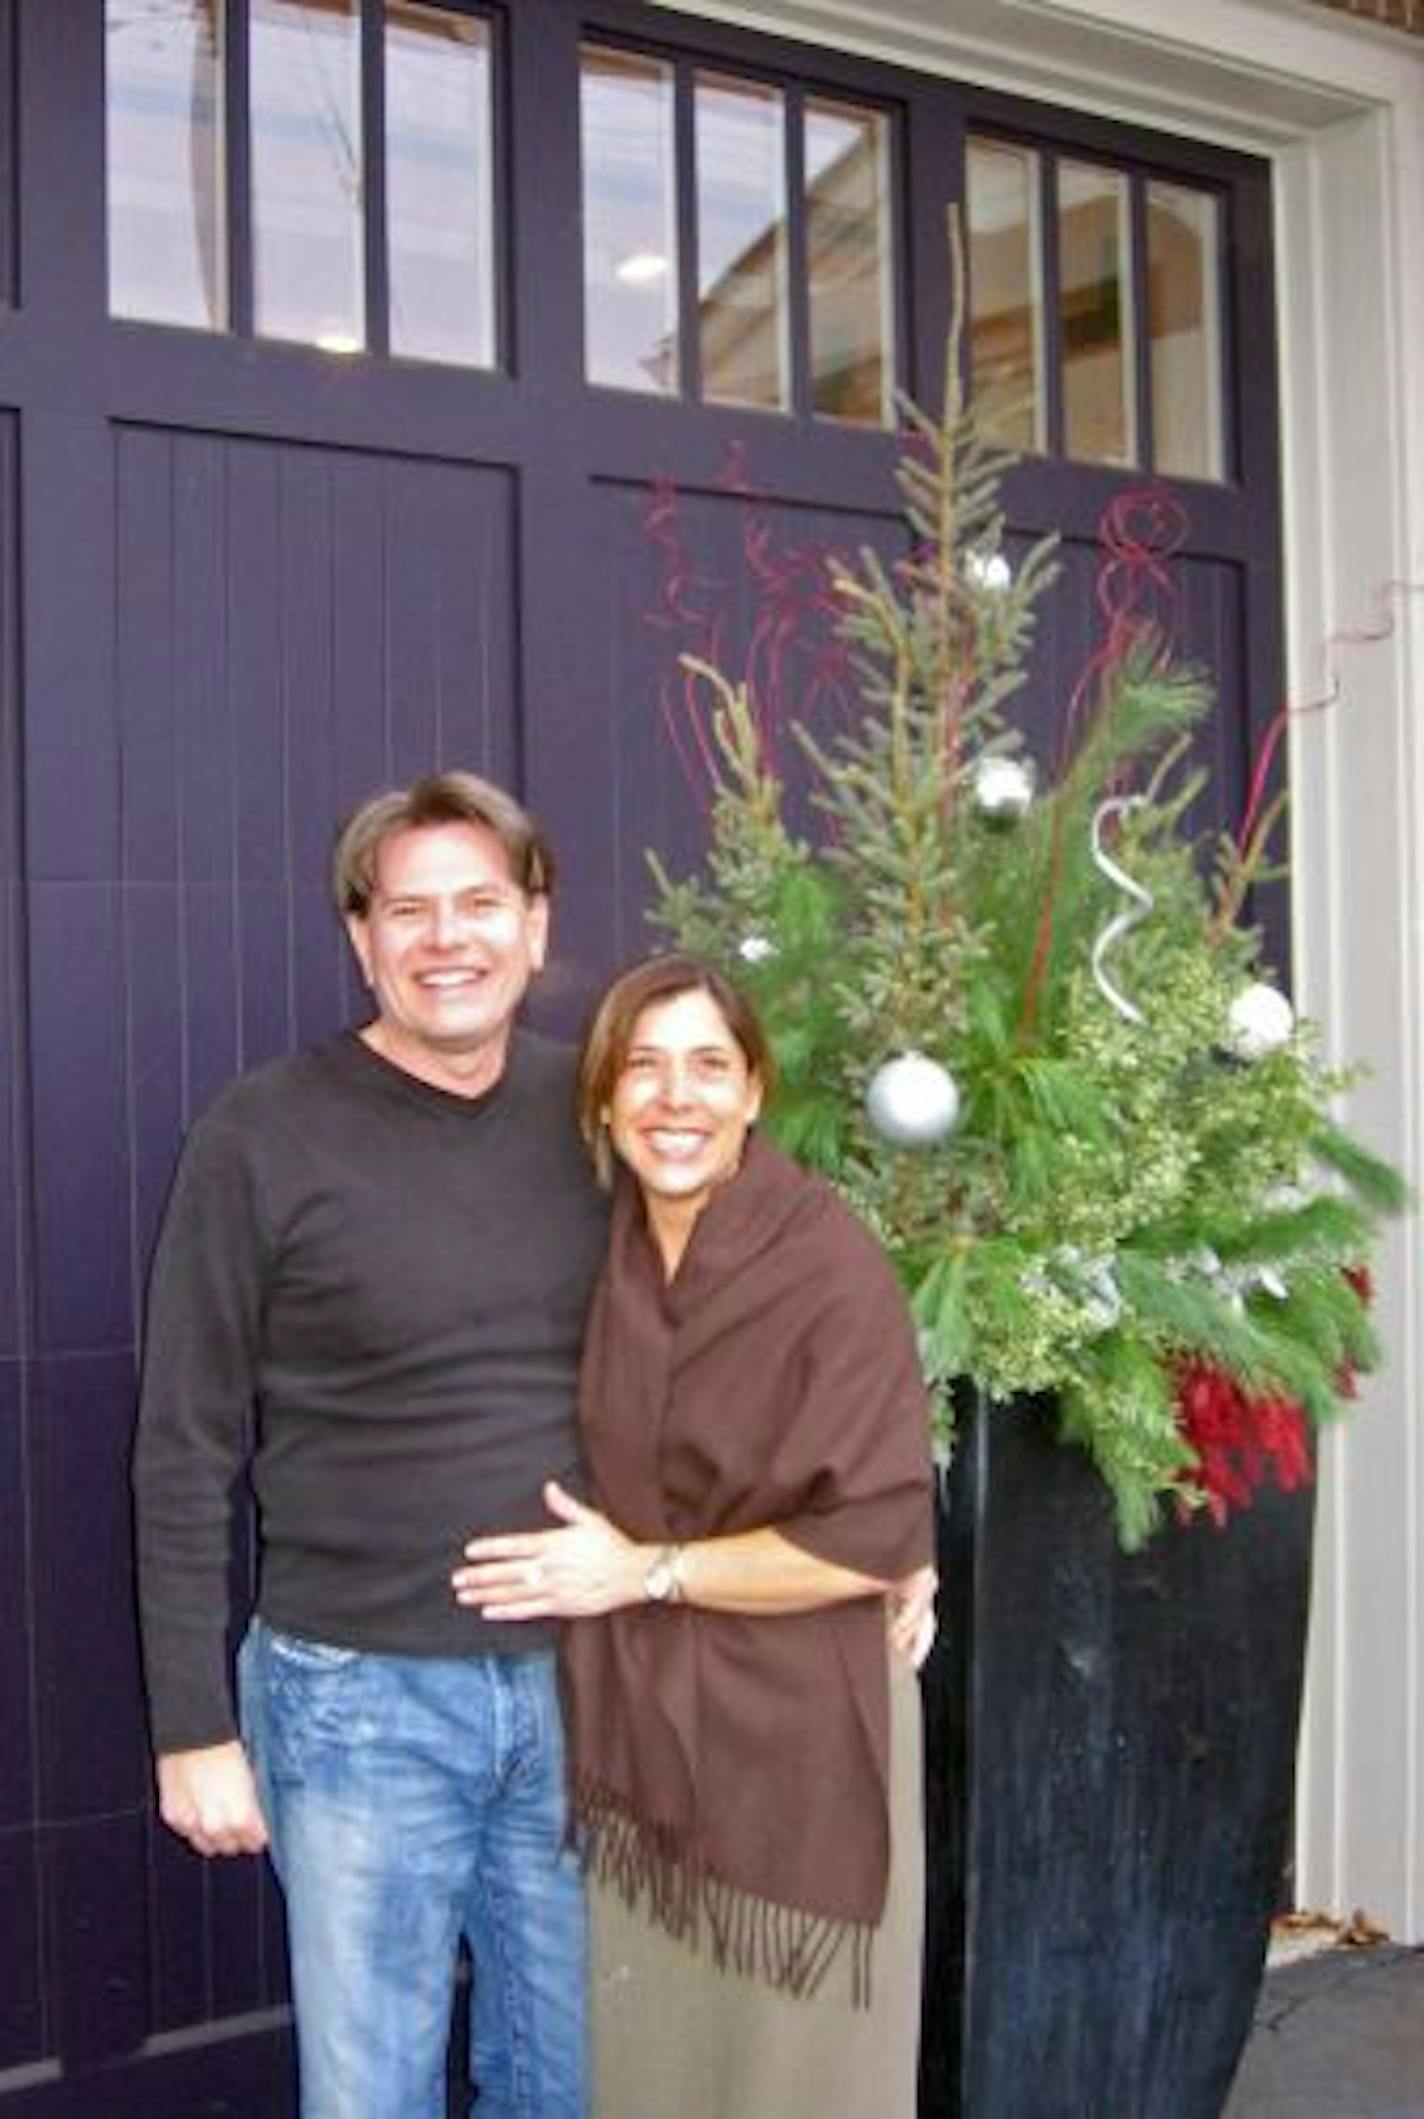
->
xmin=643 ymin=1543 xmax=686 ymax=1604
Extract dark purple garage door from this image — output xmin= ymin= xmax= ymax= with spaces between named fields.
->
xmin=0 ymin=2 xmax=1282 ymax=2111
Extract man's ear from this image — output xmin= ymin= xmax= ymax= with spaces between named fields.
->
xmin=527 ymin=894 xmax=551 ymax=973
xmin=345 ymin=913 xmax=374 ymax=987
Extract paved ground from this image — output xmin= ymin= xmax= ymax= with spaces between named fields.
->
xmin=1224 ymin=1946 xmax=1424 ymax=2117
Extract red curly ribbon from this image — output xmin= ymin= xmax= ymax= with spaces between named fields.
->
xmin=1060 ymin=486 xmax=1189 ymax=765
xmin=1238 ymin=578 xmax=1424 ymax=854
xmin=641 ymin=448 xmax=856 ymax=802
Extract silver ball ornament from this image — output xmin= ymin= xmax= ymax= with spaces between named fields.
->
xmin=866 ymin=1052 xmax=960 ymax=1148
xmin=972 ymin=753 xmax=1035 ymax=824
xmin=1225 ymin=981 xmax=1295 ymax=1061
xmin=965 ymin=549 xmax=1012 ymax=594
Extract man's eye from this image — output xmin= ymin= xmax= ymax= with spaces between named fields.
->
xmin=447 ymin=893 xmax=507 ymax=923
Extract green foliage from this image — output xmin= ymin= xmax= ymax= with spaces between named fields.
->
xmin=644 ymin=259 xmax=1403 ymax=1548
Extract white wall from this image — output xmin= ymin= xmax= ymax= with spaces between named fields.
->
xmin=1278 ymin=93 xmax=1423 ymax=1941
xmin=661 ymin=0 xmax=1424 ymax=1942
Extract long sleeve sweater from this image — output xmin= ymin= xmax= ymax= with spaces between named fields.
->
xmin=133 ymin=1029 xmax=608 ymax=1754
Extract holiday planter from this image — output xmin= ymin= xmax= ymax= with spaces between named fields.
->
xmin=638 ymin=239 xmax=1402 ymax=2116
xmin=918 ymin=1392 xmax=1315 ymax=2119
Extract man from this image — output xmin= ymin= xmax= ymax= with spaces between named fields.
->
xmin=133 ymin=771 xmax=608 ymax=2119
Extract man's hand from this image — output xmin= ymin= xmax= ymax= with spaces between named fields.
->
xmin=888 ymin=1563 xmax=938 ymax=1669
xmin=157 ymin=1741 xmax=269 ymax=1858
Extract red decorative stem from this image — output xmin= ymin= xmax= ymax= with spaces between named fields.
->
xmin=1175 ymin=1357 xmax=1313 ymax=1529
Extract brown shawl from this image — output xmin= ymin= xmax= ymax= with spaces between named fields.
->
xmin=562 ymin=1131 xmax=933 ymax=1998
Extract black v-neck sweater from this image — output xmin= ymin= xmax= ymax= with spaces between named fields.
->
xmin=133 ymin=1030 xmax=608 ymax=1753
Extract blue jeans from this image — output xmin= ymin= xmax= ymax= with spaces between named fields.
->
xmin=238 ymin=1621 xmax=586 ymax=2119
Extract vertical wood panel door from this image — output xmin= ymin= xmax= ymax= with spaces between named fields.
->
xmin=0 ymin=1 xmax=1280 ymax=2110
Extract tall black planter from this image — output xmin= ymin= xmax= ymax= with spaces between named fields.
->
xmin=919 ymin=1394 xmax=1315 ymax=2119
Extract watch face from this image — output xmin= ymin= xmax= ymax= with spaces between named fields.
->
xmin=644 ymin=1558 xmax=673 ymax=1601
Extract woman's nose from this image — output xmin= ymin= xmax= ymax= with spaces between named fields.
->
xmin=658 ymin=1060 xmax=695 ymax=1106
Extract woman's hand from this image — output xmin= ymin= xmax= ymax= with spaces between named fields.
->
xmin=452 ymin=1480 xmax=646 ymax=1620
xmin=887 ymin=1563 xmax=938 ymax=1668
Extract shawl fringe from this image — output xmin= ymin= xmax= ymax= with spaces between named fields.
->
xmin=575 ymin=1777 xmax=874 ymax=2008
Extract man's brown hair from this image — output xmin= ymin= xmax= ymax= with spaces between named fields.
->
xmin=333 ymin=770 xmax=554 ymax=917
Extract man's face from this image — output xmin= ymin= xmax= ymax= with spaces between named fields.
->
xmin=345 ymin=821 xmax=549 ymax=1094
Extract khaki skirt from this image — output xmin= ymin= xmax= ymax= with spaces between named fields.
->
xmin=591 ymin=1651 xmax=924 ymax=2119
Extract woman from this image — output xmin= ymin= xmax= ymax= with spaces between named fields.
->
xmin=453 ymin=954 xmax=935 ymax=2119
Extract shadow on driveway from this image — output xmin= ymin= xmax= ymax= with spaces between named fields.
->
xmin=1224 ymin=1946 xmax=1424 ymax=2118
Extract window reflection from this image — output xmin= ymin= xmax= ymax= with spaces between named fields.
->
xmin=387 ymin=5 xmax=494 ymax=368
xmin=806 ymin=100 xmax=893 ymax=427
xmin=967 ymin=139 xmax=1045 ymax=453
xmin=695 ymin=73 xmax=787 ymax=413
xmin=251 ymin=0 xmax=364 ymax=352
xmin=107 ymin=0 xmax=226 ymax=329
xmin=1059 ymin=160 xmax=1136 ymax=466
xmin=581 ymin=47 xmax=678 ymax=395
xmin=1148 ymin=181 xmax=1223 ymax=482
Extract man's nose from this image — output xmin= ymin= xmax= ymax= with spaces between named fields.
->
xmin=429 ymin=901 xmax=465 ymax=947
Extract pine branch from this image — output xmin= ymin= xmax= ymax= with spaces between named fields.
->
xmin=1310 ymin=1120 xmax=1410 ymax=1216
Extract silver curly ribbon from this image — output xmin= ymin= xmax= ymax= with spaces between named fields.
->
xmin=1090 ymin=795 xmax=1153 ymax=1024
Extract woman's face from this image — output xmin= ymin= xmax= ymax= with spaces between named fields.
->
xmin=607 ymin=986 xmax=763 ymax=1219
